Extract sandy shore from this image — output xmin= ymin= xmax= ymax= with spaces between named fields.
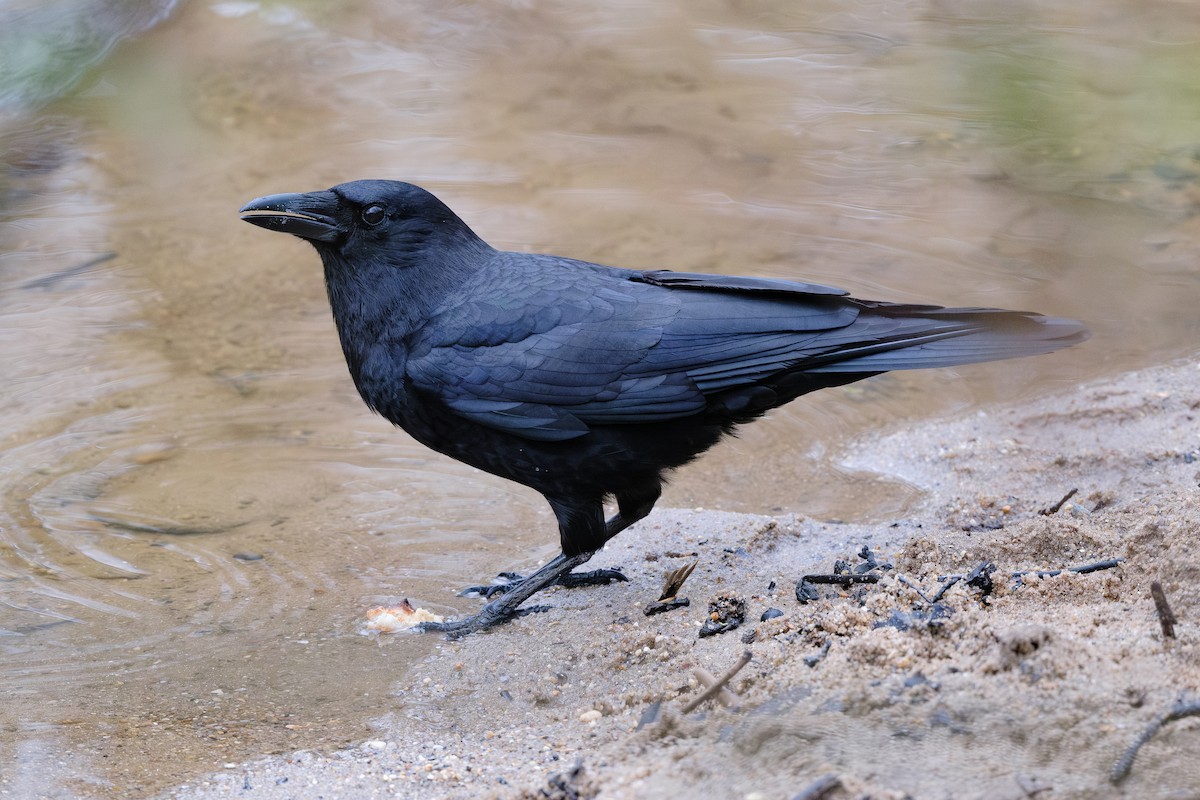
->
xmin=160 ymin=358 xmax=1199 ymax=800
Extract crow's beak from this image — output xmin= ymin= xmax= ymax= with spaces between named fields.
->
xmin=239 ymin=191 xmax=342 ymax=242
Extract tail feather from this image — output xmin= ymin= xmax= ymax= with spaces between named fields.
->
xmin=807 ymin=308 xmax=1089 ymax=373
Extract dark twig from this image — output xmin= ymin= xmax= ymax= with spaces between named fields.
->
xmin=1011 ymin=558 xmax=1122 ymax=582
xmin=922 ymin=561 xmax=995 ymax=599
xmin=20 ymin=252 xmax=117 ymax=290
xmin=1150 ymin=582 xmax=1177 ymax=639
xmin=1110 ymin=698 xmax=1200 ymax=783
xmin=935 ymin=558 xmax=1122 ymax=585
xmin=897 ymin=574 xmax=939 ymax=604
xmin=1038 ymin=487 xmax=1078 ymax=515
xmin=792 ymin=773 xmax=841 ymax=800
xmin=928 ymin=574 xmax=962 ymax=604
xmin=644 ymin=597 xmax=690 ymax=616
xmin=1068 ymin=558 xmax=1123 ymax=575
xmin=795 ymin=572 xmax=880 ymax=604
xmin=796 ymin=548 xmax=890 ymax=603
xmin=900 ymin=558 xmax=1121 ymax=606
xmin=681 ymin=650 xmax=751 ymax=714
xmin=802 ymin=573 xmax=881 ymax=586
xmin=899 ymin=572 xmax=963 ymax=605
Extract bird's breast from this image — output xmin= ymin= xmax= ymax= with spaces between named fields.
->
xmin=349 ymin=342 xmax=413 ymax=421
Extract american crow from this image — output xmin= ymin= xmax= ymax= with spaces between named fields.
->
xmin=240 ymin=180 xmax=1087 ymax=636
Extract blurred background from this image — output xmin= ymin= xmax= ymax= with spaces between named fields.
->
xmin=1 ymin=0 xmax=1198 ymax=795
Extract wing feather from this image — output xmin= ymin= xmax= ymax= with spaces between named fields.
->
xmin=405 ymin=258 xmax=1085 ymax=440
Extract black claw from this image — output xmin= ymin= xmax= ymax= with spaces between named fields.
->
xmin=558 ymin=567 xmax=628 ymax=588
xmin=458 ymin=570 xmax=534 ymax=598
xmin=458 ymin=566 xmax=627 ymax=598
xmin=514 ymin=604 xmax=553 ymax=617
xmin=458 ymin=570 xmax=528 ymax=598
xmin=458 ymin=581 xmax=515 ymax=598
xmin=414 ymin=615 xmax=503 ymax=637
xmin=415 ymin=603 xmax=553 ymax=639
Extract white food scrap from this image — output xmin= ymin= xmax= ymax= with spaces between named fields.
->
xmin=364 ymin=599 xmax=443 ymax=633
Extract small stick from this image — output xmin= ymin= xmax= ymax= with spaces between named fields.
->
xmin=928 ymin=575 xmax=962 ymax=604
xmin=681 ymin=650 xmax=752 ymax=714
xmin=1068 ymin=558 xmax=1123 ymax=575
xmin=902 ymin=557 xmax=1121 ymax=608
xmin=691 ymin=667 xmax=739 ymax=709
xmin=1150 ymin=582 xmax=1177 ymax=639
xmin=898 ymin=573 xmax=962 ymax=605
xmin=936 ymin=558 xmax=1122 ymax=583
xmin=1110 ymin=698 xmax=1200 ymax=783
xmin=644 ymin=597 xmax=690 ymax=616
xmin=796 ymin=572 xmax=879 ymax=604
xmin=897 ymin=574 xmax=936 ymax=604
xmin=1012 ymin=558 xmax=1123 ymax=580
xmin=802 ymin=573 xmax=880 ymax=586
xmin=20 ymin=252 xmax=117 ymax=290
xmin=1039 ymin=487 xmax=1078 ymax=515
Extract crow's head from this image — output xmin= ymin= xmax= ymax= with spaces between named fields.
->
xmin=240 ymin=179 xmax=487 ymax=268
xmin=241 ymin=179 xmax=495 ymax=360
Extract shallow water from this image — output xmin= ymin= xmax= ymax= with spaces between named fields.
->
xmin=1 ymin=0 xmax=1198 ymax=795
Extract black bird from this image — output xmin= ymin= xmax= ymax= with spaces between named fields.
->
xmin=239 ymin=180 xmax=1087 ymax=636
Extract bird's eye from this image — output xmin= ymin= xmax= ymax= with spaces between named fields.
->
xmin=361 ymin=204 xmax=387 ymax=226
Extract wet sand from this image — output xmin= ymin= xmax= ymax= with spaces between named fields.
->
xmin=155 ymin=356 xmax=1200 ymax=800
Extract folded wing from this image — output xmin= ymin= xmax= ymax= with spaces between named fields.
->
xmin=407 ymin=263 xmax=1087 ymax=441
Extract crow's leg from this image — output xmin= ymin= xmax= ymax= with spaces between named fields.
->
xmin=416 ymin=551 xmax=596 ymax=638
xmin=556 ymin=566 xmax=628 ymax=588
xmin=459 ymin=486 xmax=661 ymax=599
xmin=419 ymin=487 xmax=663 ymax=637
xmin=603 ymin=485 xmax=661 ymax=542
